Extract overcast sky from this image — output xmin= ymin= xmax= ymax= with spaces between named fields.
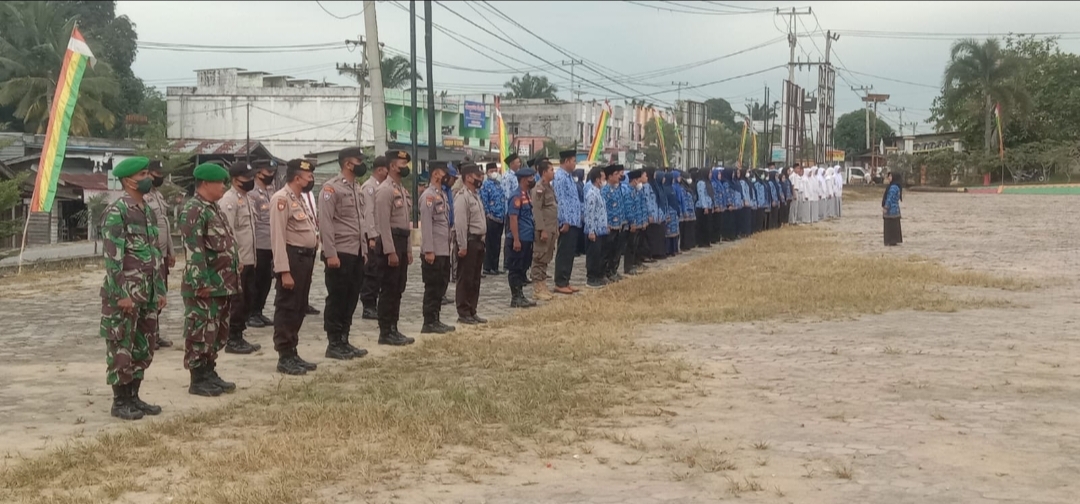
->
xmin=117 ymin=1 xmax=1080 ymax=135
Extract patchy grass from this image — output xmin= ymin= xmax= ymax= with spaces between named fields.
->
xmin=0 ymin=226 xmax=1028 ymax=503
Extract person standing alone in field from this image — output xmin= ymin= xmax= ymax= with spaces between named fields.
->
xmin=882 ymin=172 xmax=903 ymax=246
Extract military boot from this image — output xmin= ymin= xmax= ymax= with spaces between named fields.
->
xmin=341 ymin=332 xmax=369 ymax=358
xmin=225 ymin=332 xmax=261 ymax=354
xmin=510 ymin=287 xmax=536 ymax=308
xmin=534 ymin=280 xmax=554 ymax=301
xmin=110 ymin=384 xmax=144 ymax=420
xmin=155 ymin=336 xmax=174 ymax=349
xmin=188 ymin=367 xmax=224 ymax=397
xmin=361 ymin=307 xmax=378 ymax=320
xmin=292 ymin=354 xmax=318 ymax=371
xmin=206 ymin=361 xmax=236 ymax=393
xmin=130 ymin=380 xmax=162 ymax=415
xmin=276 ymin=352 xmax=307 ymax=375
xmin=246 ymin=313 xmax=266 ymax=328
xmin=379 ymin=326 xmax=414 ymax=346
xmin=391 ymin=325 xmax=415 ymax=344
xmin=325 ymin=334 xmax=356 ymax=360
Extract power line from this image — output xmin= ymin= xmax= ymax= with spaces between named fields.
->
xmin=628 ymin=65 xmax=787 ymax=100
xmin=315 ymin=0 xmax=366 ymax=19
xmin=623 ymin=0 xmax=775 ymax=15
xmin=836 ymin=68 xmax=938 ymax=90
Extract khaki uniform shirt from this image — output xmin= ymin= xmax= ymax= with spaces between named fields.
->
xmin=318 ymin=174 xmax=364 ymax=260
xmin=218 ymin=187 xmax=257 ymax=266
xmin=359 ymin=176 xmax=381 ymax=243
xmin=419 ymin=185 xmax=451 ymax=256
xmin=454 ymin=185 xmax=486 ymax=252
xmin=373 ymin=178 xmax=412 ymax=255
xmin=269 ymin=186 xmax=318 ymax=273
xmin=143 ymin=188 xmax=173 ymax=261
xmin=531 ymin=179 xmax=558 ymax=234
xmin=251 ymin=180 xmax=275 ymax=250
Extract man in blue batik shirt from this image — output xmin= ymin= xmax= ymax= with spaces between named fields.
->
xmin=480 ymin=162 xmax=505 ymax=275
xmin=600 ymin=164 xmax=625 ymax=283
xmin=552 ymin=150 xmax=583 ymax=295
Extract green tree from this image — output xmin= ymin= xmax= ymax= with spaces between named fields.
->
xmin=0 ymin=1 xmax=120 ymax=135
xmin=0 ymin=172 xmax=28 ymax=245
xmin=503 ymin=73 xmax=559 ymax=100
xmin=704 ymin=97 xmax=736 ymax=128
xmin=706 ymin=121 xmax=740 ymax=166
xmin=337 ymin=54 xmax=422 ymax=90
xmin=834 ymin=109 xmax=894 ymax=158
xmin=1000 ymin=36 xmax=1080 ymax=146
xmin=933 ymin=38 xmax=1029 ymax=154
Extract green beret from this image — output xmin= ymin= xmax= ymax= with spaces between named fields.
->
xmin=113 ymin=156 xmax=150 ymax=179
xmin=193 ymin=162 xmax=230 ymax=182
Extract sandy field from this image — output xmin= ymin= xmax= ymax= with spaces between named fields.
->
xmin=2 ymin=191 xmax=1078 ymax=503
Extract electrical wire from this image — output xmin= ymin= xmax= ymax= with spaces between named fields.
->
xmin=835 ymin=68 xmax=938 ymax=90
xmin=623 ymin=1 xmax=775 ymax=16
xmin=315 ymin=0 xmax=366 ymax=19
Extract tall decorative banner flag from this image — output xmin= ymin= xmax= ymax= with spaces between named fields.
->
xmin=751 ymin=130 xmax=758 ymax=170
xmin=654 ymin=115 xmax=668 ymax=164
xmin=586 ymin=101 xmax=611 ymax=163
xmin=737 ymin=118 xmax=749 ymax=168
xmin=31 ymin=26 xmax=96 ymax=213
xmin=994 ymin=103 xmax=1005 ymax=161
xmin=494 ymin=96 xmax=510 ymax=171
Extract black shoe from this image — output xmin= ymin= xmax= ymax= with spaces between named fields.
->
xmin=188 ymin=368 xmax=223 ymax=397
xmin=110 ymin=384 xmax=144 ymax=420
xmin=206 ymin=362 xmax=236 ymax=393
xmin=586 ymin=279 xmax=605 ymax=289
xmin=257 ymin=313 xmax=273 ymax=325
xmin=225 ymin=335 xmax=261 ymax=354
xmin=246 ymin=314 xmax=266 ymax=328
xmin=457 ymin=316 xmax=479 ymax=325
xmin=378 ymin=330 xmax=414 ymax=346
xmin=341 ymin=334 xmax=369 ymax=358
xmin=441 ymin=296 xmax=452 ymax=306
xmin=361 ymin=308 xmax=378 ymax=320
xmin=129 ymin=380 xmax=162 ymax=415
xmin=482 ymin=269 xmax=496 ymax=276
xmin=472 ymin=315 xmax=488 ymax=324
xmin=292 ymin=354 xmax=318 ymax=371
xmin=325 ymin=341 xmax=356 ymax=360
xmin=421 ymin=323 xmax=447 ymax=334
xmin=276 ymin=355 xmax=307 ymax=375
xmin=391 ymin=326 xmax=415 ymax=343
xmin=304 ymin=305 xmax=320 ymax=315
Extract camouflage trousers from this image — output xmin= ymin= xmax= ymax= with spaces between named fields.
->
xmin=101 ymin=303 xmax=158 ymax=386
xmin=183 ymin=296 xmax=231 ymax=370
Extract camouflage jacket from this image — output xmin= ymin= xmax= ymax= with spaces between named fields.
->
xmin=180 ymin=194 xmax=240 ymax=298
xmin=99 ymin=195 xmax=165 ymax=308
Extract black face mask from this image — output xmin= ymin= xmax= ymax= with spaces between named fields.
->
xmin=258 ymin=173 xmax=275 ymax=185
xmin=302 ymin=179 xmax=315 ymax=193
xmin=398 ymin=166 xmax=411 ymax=179
xmin=527 ymin=179 xmax=537 ymax=190
xmin=239 ymin=179 xmax=256 ymax=192
xmin=151 ymin=175 xmax=165 ymax=187
xmin=352 ymin=162 xmax=368 ymax=177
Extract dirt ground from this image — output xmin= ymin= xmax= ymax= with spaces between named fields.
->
xmin=3 ymin=192 xmax=1078 ymax=503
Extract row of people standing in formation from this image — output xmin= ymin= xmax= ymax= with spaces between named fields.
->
xmin=786 ymin=164 xmax=845 ymax=225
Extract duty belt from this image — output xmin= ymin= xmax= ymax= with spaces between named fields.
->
xmin=390 ymin=228 xmax=411 ymax=237
xmin=467 ymin=233 xmax=484 ymax=241
xmin=286 ymin=245 xmax=317 ymax=257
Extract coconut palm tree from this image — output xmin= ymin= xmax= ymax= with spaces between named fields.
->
xmin=943 ymin=38 xmax=1029 ymax=153
xmin=0 ymin=2 xmax=119 ymax=136
xmin=336 ymin=55 xmax=422 ymax=90
xmin=503 ymin=73 xmax=559 ymax=100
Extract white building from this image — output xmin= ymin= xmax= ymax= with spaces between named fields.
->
xmin=167 ymin=68 xmax=370 ymax=161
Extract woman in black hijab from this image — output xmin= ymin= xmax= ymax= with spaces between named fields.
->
xmin=882 ymin=171 xmax=903 ymax=246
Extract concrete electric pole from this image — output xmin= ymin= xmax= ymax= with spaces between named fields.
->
xmin=363 ymin=1 xmax=388 ymax=155
xmin=775 ymin=6 xmax=812 ymax=165
xmin=562 ymin=59 xmax=583 ymax=102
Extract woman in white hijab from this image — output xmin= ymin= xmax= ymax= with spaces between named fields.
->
xmin=823 ymin=167 xmax=836 ymax=219
xmin=816 ymin=167 xmax=827 ymax=222
xmin=788 ymin=166 xmax=800 ymax=225
xmin=804 ymin=167 xmax=817 ymax=223
xmin=833 ymin=165 xmax=844 ymax=218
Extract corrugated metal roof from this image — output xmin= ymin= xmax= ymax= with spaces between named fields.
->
xmin=59 ymin=172 xmax=108 ymax=191
xmin=168 ymin=139 xmax=265 ymax=156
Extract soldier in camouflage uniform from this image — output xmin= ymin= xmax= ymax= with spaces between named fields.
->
xmin=180 ymin=163 xmax=242 ymax=397
xmin=100 ymin=156 xmax=165 ymax=421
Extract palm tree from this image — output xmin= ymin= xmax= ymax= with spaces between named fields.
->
xmin=0 ymin=2 xmax=118 ymax=136
xmin=503 ymin=73 xmax=559 ymax=100
xmin=336 ymin=55 xmax=422 ymax=90
xmin=943 ymin=38 xmax=1029 ymax=153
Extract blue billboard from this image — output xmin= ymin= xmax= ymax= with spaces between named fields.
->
xmin=464 ymin=101 xmax=486 ymax=130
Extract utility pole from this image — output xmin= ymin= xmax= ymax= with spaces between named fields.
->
xmin=763 ymin=85 xmax=771 ymax=166
xmin=363 ymin=1 xmax=388 ymax=155
xmin=245 ymin=102 xmax=251 ymax=161
xmin=409 ymin=0 xmax=419 ymax=224
xmin=820 ymin=30 xmax=839 ymax=164
xmin=339 ymin=40 xmax=368 ymax=146
xmin=889 ymin=106 xmax=906 ymax=135
xmin=851 ymin=85 xmax=873 ymax=150
xmin=562 ymin=59 xmax=583 ymax=102
xmin=776 ymin=6 xmax=812 ymax=165
xmin=862 ymin=92 xmax=890 ymax=171
xmin=672 ymin=81 xmax=689 ymax=103
xmin=424 ymin=0 xmax=436 ymax=166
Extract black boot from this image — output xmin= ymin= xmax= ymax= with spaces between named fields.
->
xmin=510 ymin=286 xmax=536 ymax=308
xmin=110 ymin=384 xmax=144 ymax=420
xmin=188 ymin=367 xmax=223 ymax=397
xmin=276 ymin=352 xmax=307 ymax=375
xmin=378 ymin=327 xmax=414 ymax=346
xmin=361 ymin=307 xmax=378 ymax=320
xmin=225 ymin=332 xmax=261 ymax=354
xmin=391 ymin=325 xmax=415 ymax=344
xmin=246 ymin=313 xmax=266 ymax=328
xmin=130 ymin=379 xmax=162 ymax=415
xmin=155 ymin=336 xmax=174 ymax=349
xmin=435 ymin=314 xmax=455 ymax=333
xmin=292 ymin=354 xmax=318 ymax=371
xmin=206 ymin=361 xmax=236 ymax=393
xmin=421 ymin=319 xmax=446 ymax=334
xmin=341 ymin=333 xmax=368 ymax=358
xmin=325 ymin=334 xmax=356 ymax=360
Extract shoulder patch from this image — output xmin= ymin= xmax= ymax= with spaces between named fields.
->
xmin=277 ymin=201 xmax=286 ymax=211
xmin=323 ymin=192 xmax=333 ymax=201
xmin=324 ymin=187 xmax=335 ymax=194
xmin=513 ymin=198 xmax=521 ymax=209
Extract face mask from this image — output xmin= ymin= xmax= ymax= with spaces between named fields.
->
xmin=239 ymin=179 xmax=256 ymax=192
xmin=620 ymin=174 xmax=627 ymax=182
xmin=528 ymin=179 xmax=537 ymax=189
xmin=135 ymin=178 xmax=153 ymax=194
xmin=352 ymin=162 xmax=368 ymax=177
xmin=487 ymin=172 xmax=499 ymax=180
xmin=302 ymin=179 xmax=315 ymax=193
xmin=259 ymin=173 xmax=275 ymax=185
xmin=151 ymin=175 xmax=164 ymax=187
xmin=441 ymin=180 xmax=451 ymax=190
xmin=398 ymin=166 xmax=411 ymax=179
